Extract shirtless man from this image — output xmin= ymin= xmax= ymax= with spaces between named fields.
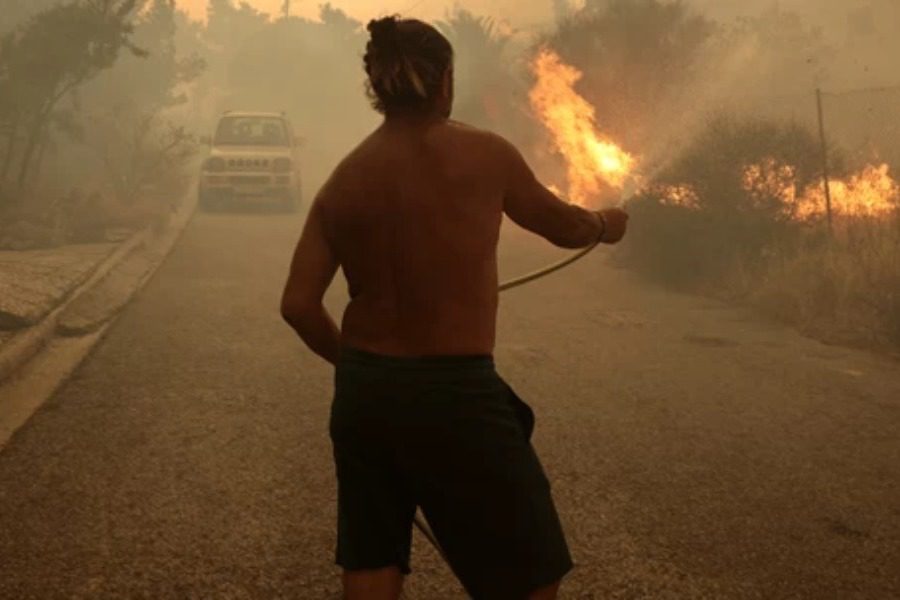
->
xmin=281 ymin=16 xmax=628 ymax=600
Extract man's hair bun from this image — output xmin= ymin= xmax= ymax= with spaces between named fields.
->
xmin=367 ymin=16 xmax=401 ymax=54
xmin=362 ymin=17 xmax=453 ymax=115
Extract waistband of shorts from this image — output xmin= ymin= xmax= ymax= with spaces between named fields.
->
xmin=339 ymin=346 xmax=495 ymax=372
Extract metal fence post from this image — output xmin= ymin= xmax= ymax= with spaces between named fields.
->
xmin=816 ymin=88 xmax=834 ymax=233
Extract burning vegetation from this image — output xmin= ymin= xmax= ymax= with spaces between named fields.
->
xmin=617 ymin=112 xmax=900 ymax=349
xmin=742 ymin=159 xmax=898 ymax=222
xmin=523 ymin=32 xmax=898 ymax=350
xmin=658 ymin=159 xmax=900 ymax=221
xmin=528 ymin=51 xmax=899 ymax=223
xmin=529 ymin=49 xmax=636 ymax=207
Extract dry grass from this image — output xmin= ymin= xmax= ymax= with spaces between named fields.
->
xmin=745 ymin=218 xmax=900 ymax=351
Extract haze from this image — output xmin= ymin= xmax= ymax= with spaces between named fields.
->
xmin=0 ymin=0 xmax=898 ymax=598
xmin=177 ymin=0 xmax=900 ymax=34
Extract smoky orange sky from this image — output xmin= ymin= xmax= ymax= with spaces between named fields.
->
xmin=176 ymin=0 xmax=554 ymax=25
xmin=175 ymin=1 xmax=862 ymax=32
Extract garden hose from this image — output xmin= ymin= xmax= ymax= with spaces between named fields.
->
xmin=412 ymin=236 xmax=605 ymax=559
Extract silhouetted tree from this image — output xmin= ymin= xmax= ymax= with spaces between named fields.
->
xmin=205 ymin=0 xmax=268 ymax=56
xmin=0 ymin=0 xmax=144 ymax=192
xmin=437 ymin=9 xmax=529 ymax=141
xmin=88 ymin=0 xmax=205 ymax=112
xmin=546 ymin=0 xmax=715 ymax=150
xmin=78 ymin=0 xmax=205 ymax=203
xmin=0 ymin=0 xmax=62 ymax=35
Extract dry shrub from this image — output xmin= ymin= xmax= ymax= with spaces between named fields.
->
xmin=749 ymin=219 xmax=900 ymax=349
xmin=0 ymin=186 xmax=172 ymax=250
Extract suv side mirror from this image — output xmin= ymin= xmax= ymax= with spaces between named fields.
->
xmin=293 ymin=135 xmax=306 ymax=148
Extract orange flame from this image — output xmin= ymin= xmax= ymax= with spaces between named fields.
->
xmin=656 ymin=184 xmax=701 ymax=210
xmin=742 ymin=158 xmax=800 ymax=218
xmin=742 ymin=160 xmax=899 ymax=221
xmin=529 ymin=49 xmax=636 ymax=206
xmin=810 ymin=164 xmax=899 ymax=219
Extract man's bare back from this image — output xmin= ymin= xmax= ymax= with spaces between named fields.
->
xmin=289 ymin=117 xmax=616 ymax=358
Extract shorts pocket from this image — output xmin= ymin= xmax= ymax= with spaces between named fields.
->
xmin=503 ymin=382 xmax=535 ymax=442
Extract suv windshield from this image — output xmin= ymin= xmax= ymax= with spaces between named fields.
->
xmin=214 ymin=116 xmax=289 ymax=146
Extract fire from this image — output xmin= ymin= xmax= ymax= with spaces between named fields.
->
xmin=810 ymin=163 xmax=899 ymax=219
xmin=529 ymin=49 xmax=636 ymax=206
xmin=742 ymin=159 xmax=899 ymax=221
xmin=526 ymin=46 xmax=897 ymax=218
xmin=656 ymin=184 xmax=701 ymax=210
xmin=742 ymin=158 xmax=800 ymax=218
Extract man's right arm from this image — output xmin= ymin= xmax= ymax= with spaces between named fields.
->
xmin=498 ymin=137 xmax=605 ymax=249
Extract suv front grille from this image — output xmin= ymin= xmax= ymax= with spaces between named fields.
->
xmin=229 ymin=175 xmax=270 ymax=185
xmin=227 ymin=158 xmax=270 ymax=170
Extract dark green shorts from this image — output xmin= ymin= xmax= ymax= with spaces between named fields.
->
xmin=330 ymin=348 xmax=573 ymax=599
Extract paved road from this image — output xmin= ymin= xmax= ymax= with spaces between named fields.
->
xmin=0 ymin=210 xmax=898 ymax=599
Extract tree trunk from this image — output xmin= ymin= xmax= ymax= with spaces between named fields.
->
xmin=1 ymin=116 xmax=20 ymax=183
xmin=31 ymin=133 xmax=50 ymax=186
xmin=16 ymin=113 xmax=47 ymax=191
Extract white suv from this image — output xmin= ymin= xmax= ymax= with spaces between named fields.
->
xmin=199 ymin=111 xmax=303 ymax=212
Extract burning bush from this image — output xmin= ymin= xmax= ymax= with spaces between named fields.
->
xmin=618 ymin=115 xmax=829 ymax=286
xmin=617 ymin=114 xmax=900 ymax=349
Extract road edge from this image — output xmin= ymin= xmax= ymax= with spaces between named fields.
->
xmin=0 ymin=192 xmax=196 ymax=385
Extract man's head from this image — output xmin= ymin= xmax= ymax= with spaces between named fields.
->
xmin=364 ymin=16 xmax=454 ymax=119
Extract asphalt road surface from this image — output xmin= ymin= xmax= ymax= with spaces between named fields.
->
xmin=0 ymin=209 xmax=898 ymax=599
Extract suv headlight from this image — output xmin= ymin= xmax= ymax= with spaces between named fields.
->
xmin=272 ymin=157 xmax=292 ymax=173
xmin=204 ymin=157 xmax=226 ymax=172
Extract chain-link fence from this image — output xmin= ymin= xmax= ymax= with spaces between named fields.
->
xmin=753 ymin=82 xmax=900 ymax=171
xmin=736 ymin=81 xmax=900 ymax=228
xmin=821 ymin=84 xmax=900 ymax=169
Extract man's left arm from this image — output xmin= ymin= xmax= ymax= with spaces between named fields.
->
xmin=280 ymin=197 xmax=341 ymax=365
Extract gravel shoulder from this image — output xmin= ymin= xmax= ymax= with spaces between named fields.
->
xmin=0 ymin=243 xmax=118 ymax=329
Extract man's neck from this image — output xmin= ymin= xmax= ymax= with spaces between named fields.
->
xmin=383 ymin=110 xmax=448 ymax=129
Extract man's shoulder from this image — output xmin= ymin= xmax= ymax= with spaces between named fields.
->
xmin=442 ymin=121 xmax=517 ymax=161
xmin=325 ymin=135 xmax=378 ymax=184
xmin=446 ymin=120 xmax=508 ymax=144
